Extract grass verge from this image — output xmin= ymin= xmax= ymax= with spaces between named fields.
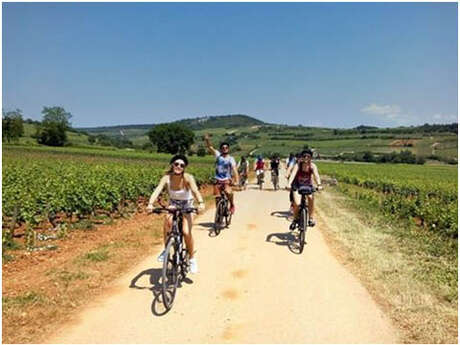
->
xmin=316 ymin=187 xmax=457 ymax=343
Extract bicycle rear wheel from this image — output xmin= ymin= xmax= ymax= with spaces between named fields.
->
xmin=298 ymin=208 xmax=308 ymax=254
xmin=161 ymin=236 xmax=179 ymax=310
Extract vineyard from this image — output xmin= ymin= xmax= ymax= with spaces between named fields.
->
xmin=317 ymin=162 xmax=458 ymax=238
xmin=2 ymin=147 xmax=214 ymax=249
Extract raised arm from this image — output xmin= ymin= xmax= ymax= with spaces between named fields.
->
xmin=147 ymin=175 xmax=168 ymax=210
xmin=204 ymin=133 xmax=218 ymax=156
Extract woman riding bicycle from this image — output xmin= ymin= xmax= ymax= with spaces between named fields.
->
xmin=147 ymin=154 xmax=205 ymax=274
xmin=287 ymin=149 xmax=322 ymax=228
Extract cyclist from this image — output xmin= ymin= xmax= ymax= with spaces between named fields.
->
xmin=270 ymin=155 xmax=281 ymax=189
xmin=287 ymin=149 xmax=322 ymax=228
xmin=204 ymin=134 xmax=239 ymax=214
xmin=254 ymin=155 xmax=265 ymax=187
xmin=147 ymin=154 xmax=205 ymax=274
xmin=237 ymin=156 xmax=249 ymax=190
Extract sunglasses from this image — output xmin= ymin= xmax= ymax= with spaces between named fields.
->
xmin=173 ymin=162 xmax=186 ymax=168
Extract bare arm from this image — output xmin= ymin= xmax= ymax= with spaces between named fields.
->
xmin=204 ymin=134 xmax=218 ymax=156
xmin=147 ymin=175 xmax=168 ymax=209
xmin=286 ymin=163 xmax=294 ymax=180
xmin=232 ymin=162 xmax=240 ymax=185
xmin=185 ymin=174 xmax=204 ymax=204
xmin=312 ymin=163 xmax=322 ymax=187
xmin=288 ymin=164 xmax=298 ymax=187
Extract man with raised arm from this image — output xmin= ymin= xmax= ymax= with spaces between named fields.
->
xmin=204 ymin=134 xmax=239 ymax=214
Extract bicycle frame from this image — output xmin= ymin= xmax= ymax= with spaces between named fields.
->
xmin=168 ymin=210 xmax=185 ymax=265
xmin=298 ymin=187 xmax=316 ymax=217
xmin=153 ymin=206 xmax=197 ymax=310
xmin=295 ymin=186 xmax=316 ymax=254
xmin=155 ymin=207 xmax=194 ymax=267
xmin=271 ymin=170 xmax=279 ymax=189
xmin=213 ymin=182 xmax=232 ymax=234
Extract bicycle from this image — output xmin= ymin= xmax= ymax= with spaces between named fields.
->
xmin=290 ymin=186 xmax=316 ymax=254
xmin=256 ymin=170 xmax=264 ymax=190
xmin=152 ymin=206 xmax=198 ymax=310
xmin=271 ymin=170 xmax=279 ymax=190
xmin=213 ymin=182 xmax=232 ymax=235
xmin=239 ymin=172 xmax=248 ymax=190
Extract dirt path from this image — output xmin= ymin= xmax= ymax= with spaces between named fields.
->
xmin=48 ymin=168 xmax=399 ymax=343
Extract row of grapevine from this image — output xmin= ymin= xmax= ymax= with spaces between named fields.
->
xmin=3 ymin=149 xmax=214 ymax=233
xmin=317 ymin=162 xmax=458 ymax=237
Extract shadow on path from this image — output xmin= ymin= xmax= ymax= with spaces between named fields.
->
xmin=270 ymin=210 xmax=292 ymax=220
xmin=129 ymin=268 xmax=193 ymax=317
xmin=197 ymin=222 xmax=219 ymax=237
xmin=266 ymin=231 xmax=302 ymax=255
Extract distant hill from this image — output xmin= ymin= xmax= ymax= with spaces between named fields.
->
xmin=78 ymin=114 xmax=265 ymax=135
xmin=173 ymin=114 xmax=265 ymax=130
xmin=8 ymin=118 xmax=457 ymax=164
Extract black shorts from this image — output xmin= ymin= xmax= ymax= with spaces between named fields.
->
xmin=290 ymin=182 xmax=313 ymax=201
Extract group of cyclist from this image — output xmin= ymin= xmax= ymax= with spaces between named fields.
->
xmin=147 ymin=134 xmax=322 ymax=274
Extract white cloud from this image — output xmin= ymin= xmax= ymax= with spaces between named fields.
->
xmin=361 ymin=103 xmax=411 ymax=125
xmin=361 ymin=104 xmax=402 ymax=116
xmin=433 ymin=113 xmax=458 ymax=123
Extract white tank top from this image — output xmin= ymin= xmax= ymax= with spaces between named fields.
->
xmin=168 ymin=175 xmax=193 ymax=201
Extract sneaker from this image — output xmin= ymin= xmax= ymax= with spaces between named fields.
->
xmin=289 ymin=220 xmax=297 ymax=230
xmin=308 ymin=219 xmax=316 ymax=227
xmin=230 ymin=205 xmax=235 ymax=214
xmin=157 ymin=250 xmax=166 ymax=262
xmin=189 ymin=258 xmax=198 ymax=274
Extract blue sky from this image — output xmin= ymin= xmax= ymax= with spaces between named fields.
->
xmin=3 ymin=2 xmax=458 ymax=128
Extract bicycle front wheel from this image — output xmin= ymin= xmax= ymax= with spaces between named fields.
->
xmin=224 ymin=200 xmax=232 ymax=227
xmin=298 ymin=208 xmax=308 ymax=254
xmin=161 ymin=236 xmax=179 ymax=310
xmin=213 ymin=200 xmax=224 ymax=235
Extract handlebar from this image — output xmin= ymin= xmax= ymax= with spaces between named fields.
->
xmin=151 ymin=207 xmax=198 ymax=215
xmin=294 ymin=186 xmax=319 ymax=195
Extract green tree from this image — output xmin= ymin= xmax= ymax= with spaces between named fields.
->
xmin=88 ymin=135 xmax=96 ymax=145
xmin=197 ymin=145 xmax=207 ymax=157
xmin=37 ymin=106 xmax=72 ymax=146
xmin=147 ymin=123 xmax=194 ymax=154
xmin=362 ymin=151 xmax=375 ymax=162
xmin=2 ymin=109 xmax=24 ymax=143
xmin=42 ymin=106 xmax=72 ymax=128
